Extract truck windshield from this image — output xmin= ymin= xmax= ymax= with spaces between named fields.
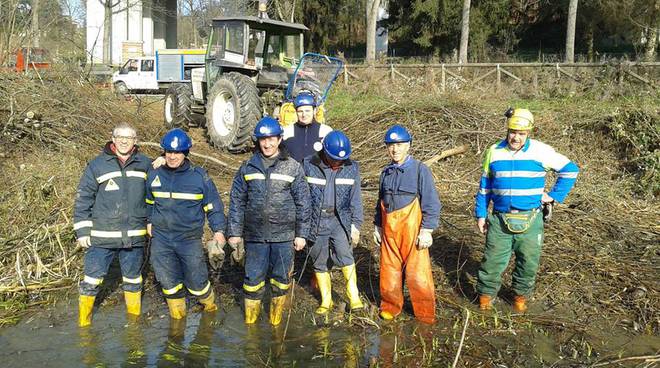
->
xmin=266 ymin=34 xmax=301 ymax=69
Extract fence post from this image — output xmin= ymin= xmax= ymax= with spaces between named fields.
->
xmin=390 ymin=64 xmax=395 ymax=81
xmin=496 ymin=64 xmax=501 ymax=93
xmin=343 ymin=64 xmax=348 ymax=85
xmin=441 ymin=64 xmax=446 ymax=93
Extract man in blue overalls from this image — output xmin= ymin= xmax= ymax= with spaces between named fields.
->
xmin=228 ymin=117 xmax=311 ymax=325
xmin=303 ymin=130 xmax=364 ymax=315
xmin=146 ymin=128 xmax=226 ymax=320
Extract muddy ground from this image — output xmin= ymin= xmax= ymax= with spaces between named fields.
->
xmin=0 ymin=74 xmax=658 ymax=367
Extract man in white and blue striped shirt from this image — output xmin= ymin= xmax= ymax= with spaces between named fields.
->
xmin=475 ymin=108 xmax=579 ymax=312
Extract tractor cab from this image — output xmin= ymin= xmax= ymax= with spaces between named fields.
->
xmin=205 ymin=17 xmax=308 ymax=91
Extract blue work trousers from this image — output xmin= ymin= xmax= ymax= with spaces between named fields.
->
xmin=150 ymin=237 xmax=211 ymax=299
xmin=243 ymin=241 xmax=294 ymax=300
xmin=79 ymin=246 xmax=144 ymax=296
xmin=309 ymin=215 xmax=354 ymax=272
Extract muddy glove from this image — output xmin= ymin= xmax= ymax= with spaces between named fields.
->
xmin=228 ymin=237 xmax=245 ymax=266
xmin=350 ymin=224 xmax=360 ymax=247
xmin=417 ymin=229 xmax=433 ymax=249
xmin=373 ymin=225 xmax=382 ymax=246
xmin=542 ymin=202 xmax=554 ymax=222
xmin=206 ymin=239 xmax=225 ymax=270
xmin=77 ymin=236 xmax=91 ymax=249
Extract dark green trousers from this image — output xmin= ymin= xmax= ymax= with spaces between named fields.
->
xmin=477 ymin=211 xmax=544 ymax=297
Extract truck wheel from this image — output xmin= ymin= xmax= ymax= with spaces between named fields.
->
xmin=114 ymin=82 xmax=129 ymax=96
xmin=164 ymin=83 xmax=194 ymax=130
xmin=206 ymin=72 xmax=261 ymax=152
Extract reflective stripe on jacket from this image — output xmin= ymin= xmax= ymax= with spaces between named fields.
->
xmin=73 ymin=142 xmax=150 ymax=248
xmin=303 ymin=153 xmax=363 ymax=242
xmin=146 ymin=159 xmax=226 ymax=241
xmin=228 ymin=148 xmax=311 ymax=242
xmin=474 ymin=139 xmax=579 ymax=218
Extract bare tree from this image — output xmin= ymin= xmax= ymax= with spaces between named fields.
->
xmin=565 ymin=0 xmax=578 ymax=63
xmin=644 ymin=0 xmax=659 ymax=61
xmin=31 ymin=0 xmax=40 ymax=47
xmin=366 ymin=0 xmax=381 ymax=64
xmin=459 ymin=0 xmax=470 ymax=64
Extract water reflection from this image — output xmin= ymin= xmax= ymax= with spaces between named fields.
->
xmin=156 ymin=311 xmax=217 ymax=367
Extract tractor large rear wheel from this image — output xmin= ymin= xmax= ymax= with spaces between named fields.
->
xmin=205 ymin=72 xmax=260 ymax=152
xmin=163 ymin=83 xmax=194 ymax=130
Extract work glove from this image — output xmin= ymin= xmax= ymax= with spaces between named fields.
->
xmin=350 ymin=224 xmax=360 ymax=247
xmin=229 ymin=238 xmax=245 ymax=266
xmin=373 ymin=225 xmax=382 ymax=246
xmin=417 ymin=229 xmax=433 ymax=249
xmin=206 ymin=239 xmax=225 ymax=270
xmin=228 ymin=237 xmax=245 ymax=266
xmin=77 ymin=236 xmax=91 ymax=249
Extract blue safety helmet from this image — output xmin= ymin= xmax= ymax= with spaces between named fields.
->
xmin=160 ymin=128 xmax=192 ymax=152
xmin=254 ymin=116 xmax=284 ymax=138
xmin=322 ymin=130 xmax=352 ymax=161
xmin=293 ymin=92 xmax=316 ymax=108
xmin=384 ymin=124 xmax=412 ymax=144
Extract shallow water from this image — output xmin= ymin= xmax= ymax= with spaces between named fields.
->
xmin=0 ymin=299 xmax=385 ymax=368
xmin=1 ymin=295 xmax=658 ymax=367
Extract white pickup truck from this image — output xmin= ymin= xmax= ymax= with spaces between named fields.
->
xmin=112 ymin=49 xmax=205 ymax=94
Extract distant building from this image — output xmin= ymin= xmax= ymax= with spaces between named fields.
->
xmin=86 ymin=0 xmax=177 ymax=65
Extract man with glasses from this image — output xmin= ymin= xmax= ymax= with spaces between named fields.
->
xmin=74 ymin=122 xmax=152 ymax=327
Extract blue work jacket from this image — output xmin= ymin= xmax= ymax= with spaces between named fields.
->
xmin=303 ymin=153 xmax=364 ymax=242
xmin=73 ymin=142 xmax=151 ymax=248
xmin=146 ymin=160 xmax=226 ymax=241
xmin=227 ymin=148 xmax=311 ymax=242
xmin=282 ymin=121 xmax=332 ymax=162
xmin=374 ymin=156 xmax=442 ymax=230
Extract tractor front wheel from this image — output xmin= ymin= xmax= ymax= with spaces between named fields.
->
xmin=205 ymin=72 xmax=261 ymax=152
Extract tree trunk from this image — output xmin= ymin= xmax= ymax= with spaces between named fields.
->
xmin=366 ymin=0 xmax=381 ymax=64
xmin=31 ymin=0 xmax=39 ymax=47
xmin=565 ymin=0 xmax=578 ymax=63
xmin=586 ymin=22 xmax=594 ymax=62
xmin=459 ymin=0 xmax=470 ymax=64
xmin=103 ymin=1 xmax=112 ymax=64
xmin=644 ymin=0 xmax=659 ymax=61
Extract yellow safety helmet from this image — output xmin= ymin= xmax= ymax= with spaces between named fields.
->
xmin=505 ymin=108 xmax=534 ymax=131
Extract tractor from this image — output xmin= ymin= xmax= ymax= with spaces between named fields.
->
xmin=163 ymin=15 xmax=343 ymax=153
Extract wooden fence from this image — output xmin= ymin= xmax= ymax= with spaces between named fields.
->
xmin=340 ymin=62 xmax=660 ymax=93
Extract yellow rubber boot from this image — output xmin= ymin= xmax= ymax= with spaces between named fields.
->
xmin=199 ymin=289 xmax=218 ymax=312
xmin=269 ymin=295 xmax=287 ymax=326
xmin=78 ymin=295 xmax=96 ymax=327
xmin=166 ymin=298 xmax=187 ymax=320
xmin=341 ymin=264 xmax=364 ymax=311
xmin=245 ymin=299 xmax=261 ymax=324
xmin=315 ymin=272 xmax=333 ymax=315
xmin=124 ymin=291 xmax=141 ymax=316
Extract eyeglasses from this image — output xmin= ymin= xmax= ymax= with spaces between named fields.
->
xmin=113 ymin=136 xmax=137 ymax=141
